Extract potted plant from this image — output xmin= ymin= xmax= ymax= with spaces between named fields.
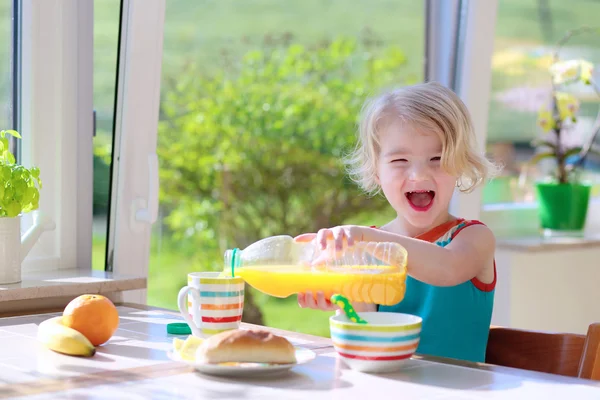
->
xmin=532 ymin=27 xmax=600 ymax=236
xmin=0 ymin=129 xmax=54 ymax=284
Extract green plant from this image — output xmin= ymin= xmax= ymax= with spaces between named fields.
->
xmin=533 ymin=26 xmax=600 ymax=183
xmin=0 ymin=130 xmax=42 ymax=217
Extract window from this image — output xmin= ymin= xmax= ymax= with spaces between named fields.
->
xmin=0 ymin=1 xmax=15 ymax=131
xmin=92 ymin=0 xmax=121 ymax=270
xmin=484 ymin=0 xmax=600 ymax=205
xmin=115 ymin=0 xmax=597 ymax=337
xmin=19 ymin=0 xmax=94 ymax=271
xmin=143 ymin=0 xmax=427 ymax=336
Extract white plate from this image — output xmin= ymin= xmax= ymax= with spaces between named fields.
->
xmin=167 ymin=347 xmax=317 ymax=377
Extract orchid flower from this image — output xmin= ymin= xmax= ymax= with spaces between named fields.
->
xmin=549 ymin=59 xmax=594 ymax=85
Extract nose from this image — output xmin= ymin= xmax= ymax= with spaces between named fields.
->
xmin=408 ymin=162 xmax=430 ymax=182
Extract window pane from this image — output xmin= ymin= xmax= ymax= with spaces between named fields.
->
xmin=485 ymin=0 xmax=600 ymax=205
xmin=93 ymin=0 xmax=121 ymax=270
xmin=151 ymin=0 xmax=425 ymax=336
xmin=0 ymin=1 xmax=13 ymax=129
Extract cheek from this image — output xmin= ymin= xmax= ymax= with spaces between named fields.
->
xmin=378 ymin=166 xmax=404 ymax=187
xmin=434 ymin=172 xmax=457 ymax=197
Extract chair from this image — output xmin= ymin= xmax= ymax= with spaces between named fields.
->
xmin=578 ymin=323 xmax=600 ymax=380
xmin=485 ymin=323 xmax=600 ymax=380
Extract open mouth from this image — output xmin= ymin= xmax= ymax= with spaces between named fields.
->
xmin=405 ymin=190 xmax=435 ymax=212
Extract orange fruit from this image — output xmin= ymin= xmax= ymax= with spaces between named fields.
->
xmin=62 ymin=294 xmax=119 ymax=346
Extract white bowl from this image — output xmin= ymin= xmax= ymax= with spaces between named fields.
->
xmin=329 ymin=312 xmax=422 ymax=373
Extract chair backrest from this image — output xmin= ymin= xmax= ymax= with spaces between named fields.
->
xmin=578 ymin=323 xmax=600 ymax=380
xmin=485 ymin=326 xmax=586 ymax=377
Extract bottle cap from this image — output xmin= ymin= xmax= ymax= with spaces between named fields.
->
xmin=167 ymin=322 xmax=191 ymax=335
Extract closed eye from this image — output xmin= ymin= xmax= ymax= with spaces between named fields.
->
xmin=430 ymin=156 xmax=441 ymax=162
xmin=391 ymin=159 xmax=408 ymax=163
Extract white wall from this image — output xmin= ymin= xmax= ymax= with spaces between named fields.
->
xmin=482 ymin=197 xmax=600 ymax=334
xmin=492 ymin=246 xmax=600 ymax=335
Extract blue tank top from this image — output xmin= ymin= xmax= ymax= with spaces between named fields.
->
xmin=378 ymin=219 xmax=496 ymax=363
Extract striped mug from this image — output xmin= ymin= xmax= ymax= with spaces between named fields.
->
xmin=177 ymin=272 xmax=245 ymax=338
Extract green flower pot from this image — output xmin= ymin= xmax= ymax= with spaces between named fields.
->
xmin=535 ymin=182 xmax=591 ymax=233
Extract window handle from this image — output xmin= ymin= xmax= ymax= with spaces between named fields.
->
xmin=133 ymin=153 xmax=159 ymax=224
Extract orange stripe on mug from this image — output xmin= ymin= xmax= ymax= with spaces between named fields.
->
xmin=201 ymin=303 xmax=243 ymax=310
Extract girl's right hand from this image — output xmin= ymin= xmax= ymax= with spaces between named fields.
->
xmin=297 ymin=291 xmax=336 ymax=311
xmin=297 ymin=291 xmax=378 ymax=313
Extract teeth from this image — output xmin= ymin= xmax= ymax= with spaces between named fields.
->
xmin=405 ymin=190 xmax=434 ymax=196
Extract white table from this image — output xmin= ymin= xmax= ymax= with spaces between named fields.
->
xmin=0 ymin=303 xmax=599 ymax=399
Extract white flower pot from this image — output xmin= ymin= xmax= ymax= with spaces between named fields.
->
xmin=0 ymin=216 xmax=23 ymax=284
xmin=0 ymin=212 xmax=56 ymax=285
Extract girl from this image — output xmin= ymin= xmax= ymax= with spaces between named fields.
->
xmin=295 ymin=81 xmax=500 ymax=363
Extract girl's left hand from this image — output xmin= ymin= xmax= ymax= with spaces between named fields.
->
xmin=295 ymin=225 xmax=371 ymax=251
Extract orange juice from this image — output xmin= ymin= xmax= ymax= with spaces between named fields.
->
xmin=233 ymin=265 xmax=406 ymax=306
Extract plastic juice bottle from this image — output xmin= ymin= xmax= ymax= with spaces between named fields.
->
xmin=224 ymin=235 xmax=407 ymax=306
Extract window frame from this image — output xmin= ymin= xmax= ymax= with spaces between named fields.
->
xmin=426 ymin=0 xmax=498 ymax=221
xmin=11 ymin=0 xmax=21 ymax=149
xmin=106 ymin=0 xmax=165 ymax=303
xmin=450 ymin=0 xmax=498 ymax=221
xmin=19 ymin=0 xmax=94 ymax=273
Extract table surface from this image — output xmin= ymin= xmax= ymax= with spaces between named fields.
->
xmin=0 ymin=303 xmax=599 ymax=399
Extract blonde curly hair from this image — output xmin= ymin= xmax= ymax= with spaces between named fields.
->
xmin=344 ymin=81 xmax=499 ymax=195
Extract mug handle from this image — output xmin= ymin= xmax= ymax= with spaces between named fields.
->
xmin=177 ymin=285 xmax=202 ymax=337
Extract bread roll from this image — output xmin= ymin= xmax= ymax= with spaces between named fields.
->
xmin=196 ymin=329 xmax=297 ymax=364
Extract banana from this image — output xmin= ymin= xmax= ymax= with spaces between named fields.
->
xmin=37 ymin=316 xmax=96 ymax=357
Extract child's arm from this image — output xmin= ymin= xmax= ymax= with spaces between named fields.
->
xmin=295 ymin=224 xmax=495 ymax=287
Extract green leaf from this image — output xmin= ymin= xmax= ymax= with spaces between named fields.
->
xmin=1 ymin=165 xmax=10 ymax=179
xmin=529 ymin=151 xmax=556 ymax=164
xmin=21 ymin=187 xmax=34 ymax=204
xmin=3 ymin=130 xmax=21 ymax=139
xmin=3 ymin=185 xmax=14 ymax=201
xmin=30 ymin=167 xmax=40 ymax=179
xmin=0 ymin=138 xmax=8 ymax=157
xmin=4 ymin=201 xmax=20 ymax=217
xmin=2 ymin=151 xmax=15 ymax=165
